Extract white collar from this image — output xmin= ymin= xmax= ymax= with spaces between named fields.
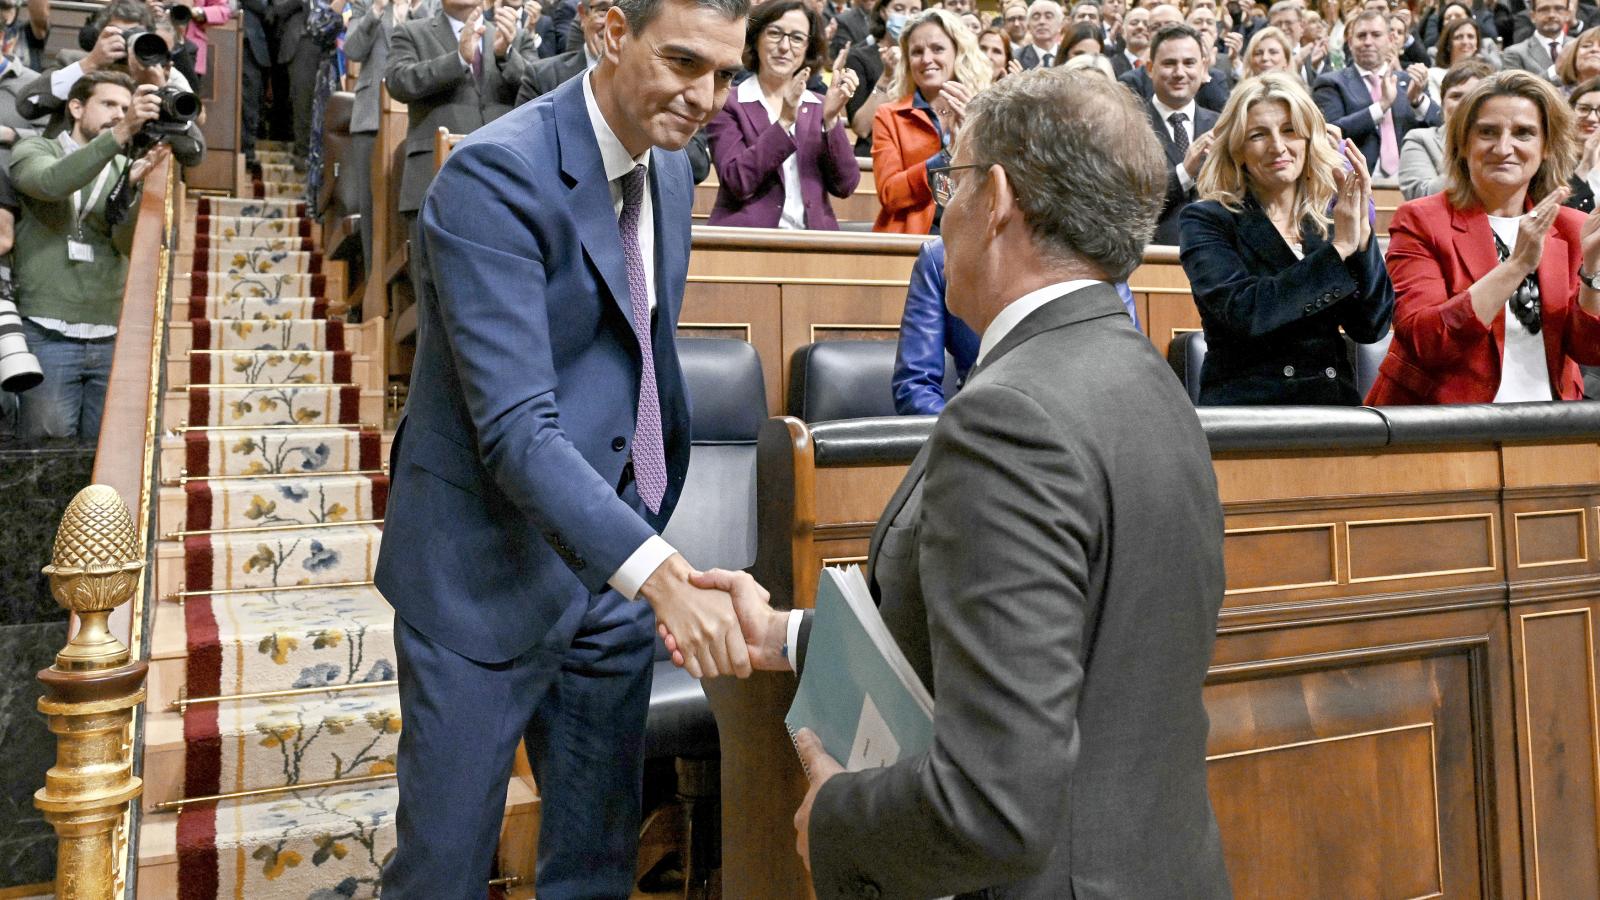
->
xmin=583 ymin=71 xmax=651 ymax=183
xmin=736 ymin=75 xmax=821 ymax=105
xmin=1152 ymin=96 xmax=1196 ymax=124
xmin=1354 ymin=62 xmax=1388 ymax=81
xmin=445 ymin=10 xmax=467 ymax=34
xmin=975 ymin=280 xmax=1103 ymax=365
xmin=1034 ymin=39 xmax=1060 ymax=56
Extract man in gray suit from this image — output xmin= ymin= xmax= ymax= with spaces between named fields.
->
xmin=1502 ymin=0 xmax=1571 ymax=78
xmin=690 ymin=67 xmax=1232 ymax=898
xmin=344 ymin=0 xmax=413 ymax=269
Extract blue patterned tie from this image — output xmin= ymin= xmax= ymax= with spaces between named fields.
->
xmin=618 ymin=164 xmax=667 ymax=513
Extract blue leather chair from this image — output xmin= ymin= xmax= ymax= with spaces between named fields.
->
xmin=1353 ymin=331 xmax=1393 ymax=402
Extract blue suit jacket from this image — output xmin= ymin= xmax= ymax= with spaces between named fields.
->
xmin=1313 ymin=66 xmax=1441 ymax=174
xmin=376 ymin=74 xmax=694 ymax=663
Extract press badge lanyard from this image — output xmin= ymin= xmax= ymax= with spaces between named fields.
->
xmin=61 ymin=133 xmax=114 ymax=264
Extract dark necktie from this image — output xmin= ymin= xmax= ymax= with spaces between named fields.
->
xmin=1169 ymin=111 xmax=1189 ymax=157
xmin=1551 ymin=40 xmax=1561 ymax=66
xmin=618 ymin=164 xmax=667 ymax=513
xmin=1041 ymin=52 xmax=1052 ymax=66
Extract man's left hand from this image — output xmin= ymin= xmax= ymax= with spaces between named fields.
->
xmin=793 ymin=727 xmax=844 ymax=872
xmin=1405 ymin=62 xmax=1428 ymax=103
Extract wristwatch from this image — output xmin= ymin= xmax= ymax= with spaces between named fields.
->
xmin=1582 ymin=268 xmax=1600 ymax=291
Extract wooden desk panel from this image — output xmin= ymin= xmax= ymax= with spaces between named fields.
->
xmin=188 ymin=21 xmax=242 ymax=194
xmin=681 ymin=281 xmax=784 ymax=413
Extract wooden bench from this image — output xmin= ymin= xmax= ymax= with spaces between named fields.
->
xmin=708 ymin=404 xmax=1600 ymax=899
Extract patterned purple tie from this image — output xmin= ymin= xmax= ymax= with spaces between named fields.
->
xmin=619 ymin=164 xmax=667 ymax=514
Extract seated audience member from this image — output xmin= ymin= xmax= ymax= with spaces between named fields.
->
xmin=515 ymin=0 xmax=605 ymax=103
xmin=1243 ymin=24 xmax=1297 ymax=78
xmin=1501 ymin=0 xmax=1570 ymax=79
xmin=1369 ymin=71 xmax=1600 ymax=404
xmin=11 ymin=72 xmax=170 ymax=443
xmin=844 ymin=0 xmax=915 ymax=155
xmin=978 ymin=26 xmax=1017 ymax=79
xmin=1570 ymin=75 xmax=1600 ymax=211
xmin=1428 ymin=17 xmax=1495 ymax=100
xmin=1389 ymin=11 xmax=1428 ymax=69
xmin=706 ymin=0 xmax=860 ymax=228
xmin=1018 ymin=0 xmax=1063 ymax=67
xmin=1181 ymin=72 xmax=1394 ymax=404
xmin=1556 ymin=30 xmax=1600 ymax=95
xmin=1400 ymin=58 xmax=1491 ymax=199
xmin=1147 ymin=23 xmax=1218 ymax=244
xmin=1314 ymin=10 xmax=1440 ymax=176
xmin=1420 ymin=0 xmax=1496 ymax=50
xmin=871 ymin=7 xmax=991 ymax=234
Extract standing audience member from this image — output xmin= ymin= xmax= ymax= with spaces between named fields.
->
xmin=178 ymin=0 xmax=233 ymax=89
xmin=1501 ymin=0 xmax=1569 ymax=79
xmin=11 ymin=71 xmax=170 ymax=443
xmin=1556 ymin=30 xmax=1600 ymax=93
xmin=1392 ymin=11 xmax=1430 ymax=68
xmin=1428 ymin=17 xmax=1494 ymax=99
xmin=1147 ymin=23 xmax=1218 ymax=244
xmin=1019 ymin=0 xmax=1063 ymax=66
xmin=1181 ymin=72 xmax=1394 ymax=404
xmin=517 ymin=0 xmax=608 ymax=102
xmin=272 ymin=0 xmax=318 ymax=170
xmin=0 ymin=30 xmax=44 ymax=162
xmin=1400 ymin=57 xmax=1492 ymax=199
xmin=303 ymin=0 xmax=348 ymax=206
xmin=706 ymin=0 xmax=860 ymax=228
xmin=1061 ymin=21 xmax=1102 ymax=59
xmin=843 ymin=0 xmax=911 ymax=153
xmin=871 ymin=7 xmax=990 ymax=234
xmin=1568 ymin=75 xmax=1600 ymax=211
xmin=1370 ymin=72 xmax=1600 ymax=404
xmin=1314 ymin=9 xmax=1439 ymax=176
xmin=1 ymin=0 xmax=47 ymax=71
xmin=1111 ymin=4 xmax=1150 ymax=74
xmin=1243 ymin=24 xmax=1296 ymax=78
xmin=1002 ymin=1 xmax=1031 ymax=56
xmin=344 ymin=0 xmax=412 ymax=268
xmin=831 ymin=0 xmax=871 ymax=55
xmin=977 ymin=26 xmax=1017 ymax=80
xmin=238 ymin=0 xmax=271 ymax=166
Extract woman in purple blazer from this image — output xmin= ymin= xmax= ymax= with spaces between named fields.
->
xmin=706 ymin=0 xmax=863 ymax=230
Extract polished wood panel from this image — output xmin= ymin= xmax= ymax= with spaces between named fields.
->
xmin=680 ymin=281 xmax=784 ymax=412
xmin=187 ymin=20 xmax=241 ymax=194
xmin=1222 ymin=523 xmax=1337 ymax=595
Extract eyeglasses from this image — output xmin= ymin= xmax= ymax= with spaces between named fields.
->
xmin=928 ymin=164 xmax=982 ymax=206
xmin=1577 ymin=104 xmax=1600 ymax=118
xmin=763 ymin=27 xmax=811 ymax=48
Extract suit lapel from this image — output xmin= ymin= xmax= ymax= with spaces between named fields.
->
xmin=1238 ymin=199 xmax=1299 ymax=273
xmin=1538 ymin=227 xmax=1570 ymax=389
xmin=1146 ymin=102 xmax=1182 ymax=166
xmin=1345 ymin=66 xmax=1373 ymax=106
xmin=555 ymin=79 xmax=634 ymax=323
xmin=1450 ymin=202 xmax=1506 ymax=356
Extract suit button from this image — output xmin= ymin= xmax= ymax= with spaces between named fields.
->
xmin=1325 ymin=367 xmax=1337 ymax=378
xmin=1283 ymin=365 xmax=1295 ymax=377
xmin=611 ymin=436 xmax=626 ymax=452
xmin=1303 ymin=304 xmax=1313 ymax=314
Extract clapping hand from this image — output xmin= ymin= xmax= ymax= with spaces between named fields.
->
xmin=1330 ymin=138 xmax=1373 ymax=259
xmin=1006 ymin=58 xmax=1023 ymax=77
xmin=458 ymin=8 xmax=485 ymax=66
xmin=822 ymin=44 xmax=859 ymax=128
xmin=1510 ymin=188 xmax=1570 ymax=276
xmin=492 ymin=3 xmax=518 ymax=57
xmin=1581 ymin=203 xmax=1600 ymax=282
xmin=780 ymin=66 xmax=810 ymax=128
xmin=1380 ymin=71 xmax=1398 ymax=110
xmin=1183 ymin=130 xmax=1215 ymax=179
xmin=1580 ymin=132 xmax=1600 ymax=180
xmin=1404 ymin=63 xmax=1428 ymax=104
xmin=934 ymin=80 xmax=972 ymax=132
xmin=1222 ymin=29 xmax=1242 ymax=57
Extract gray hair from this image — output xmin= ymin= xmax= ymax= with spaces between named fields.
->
xmin=615 ymin=0 xmax=750 ymax=33
xmin=961 ymin=68 xmax=1167 ymax=280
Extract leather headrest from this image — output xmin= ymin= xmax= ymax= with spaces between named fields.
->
xmin=678 ymin=338 xmax=766 ymax=443
xmin=788 ymin=341 xmax=898 ymax=422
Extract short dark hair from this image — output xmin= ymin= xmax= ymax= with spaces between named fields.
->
xmin=615 ymin=0 xmax=750 ymax=34
xmin=1441 ymin=56 xmax=1493 ymax=96
xmin=1058 ymin=21 xmax=1102 ymax=61
xmin=1570 ymin=74 xmax=1600 ymax=105
xmin=1149 ymin=21 xmax=1202 ymax=59
xmin=1350 ymin=8 xmax=1388 ymax=30
xmin=67 ymin=70 xmax=136 ymax=110
xmin=870 ymin=0 xmax=898 ymax=41
xmin=93 ymin=0 xmax=155 ymax=31
xmin=743 ymin=0 xmax=825 ymax=73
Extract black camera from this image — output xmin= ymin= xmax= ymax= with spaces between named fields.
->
xmin=126 ymin=85 xmax=200 ymax=157
xmin=120 ymin=27 xmax=173 ymax=67
xmin=167 ymin=4 xmax=196 ymax=27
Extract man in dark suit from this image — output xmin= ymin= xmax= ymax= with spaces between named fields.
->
xmin=691 ymin=66 xmax=1231 ymax=899
xmin=1314 ymin=9 xmax=1438 ymax=176
xmin=1144 ymin=23 xmax=1217 ymax=245
xmin=237 ymin=0 xmax=271 ymax=165
xmin=1017 ymin=0 xmax=1064 ymax=67
xmin=515 ymin=0 xmax=603 ymax=103
xmin=1502 ymin=0 xmax=1572 ymax=78
xmin=830 ymin=0 xmax=871 ymax=56
xmin=268 ymin=0 xmax=319 ymax=167
xmin=1109 ymin=2 xmax=1149 ymax=74
xmin=375 ymin=0 xmax=753 ymax=895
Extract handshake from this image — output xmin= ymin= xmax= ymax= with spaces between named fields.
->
xmin=640 ymin=553 xmax=789 ymax=679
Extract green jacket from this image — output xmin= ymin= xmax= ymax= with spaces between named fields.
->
xmin=10 ymin=131 xmax=138 ymax=326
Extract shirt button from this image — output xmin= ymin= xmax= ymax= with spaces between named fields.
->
xmin=1283 ymin=365 xmax=1295 ymax=377
xmin=611 ymin=436 xmax=626 ymax=452
xmin=1325 ymin=367 xmax=1337 ymax=378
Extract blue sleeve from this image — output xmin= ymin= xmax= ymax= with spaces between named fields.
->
xmin=894 ymin=239 xmax=955 ymax=415
xmin=1114 ymin=281 xmax=1140 ymax=332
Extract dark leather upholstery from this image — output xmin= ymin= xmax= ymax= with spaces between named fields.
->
xmin=1378 ymin=401 xmax=1600 ymax=446
xmin=1353 ymin=332 xmax=1393 ymax=401
xmin=788 ymin=340 xmax=899 ymax=421
xmin=317 ymin=92 xmax=362 ymax=265
xmin=1197 ymin=406 xmax=1391 ymax=452
xmin=811 ymin=416 xmax=936 ymax=466
xmin=647 ymin=338 xmax=766 ymax=760
xmin=1166 ymin=330 xmax=1207 ymax=406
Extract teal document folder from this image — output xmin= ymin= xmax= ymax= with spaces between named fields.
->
xmin=785 ymin=566 xmax=935 ymax=773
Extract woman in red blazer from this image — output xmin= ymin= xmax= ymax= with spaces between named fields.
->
xmin=1369 ymin=71 xmax=1600 ymax=405
xmin=871 ymin=8 xmax=991 ymax=234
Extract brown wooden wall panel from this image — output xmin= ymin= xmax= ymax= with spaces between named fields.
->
xmin=1223 ymin=523 xmax=1337 ymax=595
xmin=680 ymin=281 xmax=784 ymax=413
xmin=1514 ymin=509 xmax=1590 ymax=570
xmin=1214 ymin=448 xmax=1502 ymax=505
xmin=1347 ymin=514 xmax=1497 ymax=583
xmin=1144 ymin=291 xmax=1204 ymax=358
xmin=188 ymin=20 xmax=241 ymax=195
xmin=1503 ymin=443 xmax=1600 ymax=489
xmin=779 ymin=282 xmax=909 ymax=406
xmin=814 ymin=465 xmax=907 ymax=529
xmin=1515 ymin=606 xmax=1600 ymax=899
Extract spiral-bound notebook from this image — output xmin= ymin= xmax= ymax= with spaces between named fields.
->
xmin=785 ymin=566 xmax=935 ymax=773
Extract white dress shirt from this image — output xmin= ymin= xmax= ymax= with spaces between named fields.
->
xmin=1152 ymin=96 xmax=1198 ymax=191
xmin=1487 ymin=214 xmax=1556 ymax=403
xmin=584 ymin=72 xmax=675 ymax=600
xmin=780 ymin=280 xmax=1108 ymax=669
xmin=1033 ymin=40 xmax=1060 ymax=66
xmin=739 ymin=76 xmax=818 ymax=230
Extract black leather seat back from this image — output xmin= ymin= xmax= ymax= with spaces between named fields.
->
xmin=1166 ymin=330 xmax=1207 ymax=405
xmin=787 ymin=340 xmax=898 ymax=421
xmin=1353 ymin=331 xmax=1393 ymax=402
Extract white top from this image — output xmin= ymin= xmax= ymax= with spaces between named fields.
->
xmin=1487 ymin=214 xmax=1554 ymax=403
xmin=739 ymin=76 xmax=818 ymax=231
xmin=583 ymin=72 xmax=675 ymax=600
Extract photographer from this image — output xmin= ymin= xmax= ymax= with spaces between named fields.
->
xmin=9 ymin=71 xmax=169 ymax=443
xmin=17 ymin=1 xmax=205 ymax=167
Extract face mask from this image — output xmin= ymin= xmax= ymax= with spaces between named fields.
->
xmin=887 ymin=12 xmax=908 ymax=39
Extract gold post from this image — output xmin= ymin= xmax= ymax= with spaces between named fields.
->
xmin=33 ymin=485 xmax=149 ymax=900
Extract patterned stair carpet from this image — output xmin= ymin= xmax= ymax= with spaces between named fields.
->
xmin=166 ymin=143 xmax=406 ymax=899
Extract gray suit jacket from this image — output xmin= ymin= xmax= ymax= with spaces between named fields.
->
xmin=1502 ymin=35 xmax=1561 ymax=75
xmin=515 ymin=46 xmax=586 ymax=107
xmin=1399 ymin=125 xmax=1445 ymax=201
xmin=798 ymin=284 xmax=1232 ymax=900
xmin=343 ymin=0 xmax=393 ymax=134
xmin=386 ymin=10 xmax=523 ymax=211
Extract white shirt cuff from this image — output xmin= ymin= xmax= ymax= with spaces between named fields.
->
xmin=50 ymin=61 xmax=85 ymax=100
xmin=1176 ymin=161 xmax=1194 ymax=192
xmin=785 ymin=608 xmax=804 ymax=672
xmin=1368 ymin=101 xmax=1384 ymax=124
xmin=608 ymin=534 xmax=677 ymax=601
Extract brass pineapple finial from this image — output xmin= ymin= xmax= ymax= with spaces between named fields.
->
xmin=42 ymin=485 xmax=146 ymax=671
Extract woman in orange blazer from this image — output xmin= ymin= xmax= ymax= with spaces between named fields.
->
xmin=1369 ymin=71 xmax=1600 ymax=405
xmin=871 ymin=8 xmax=991 ymax=234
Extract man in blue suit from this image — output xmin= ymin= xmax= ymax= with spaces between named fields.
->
xmin=374 ymin=0 xmax=751 ymax=895
xmin=1313 ymin=9 xmax=1439 ymax=177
